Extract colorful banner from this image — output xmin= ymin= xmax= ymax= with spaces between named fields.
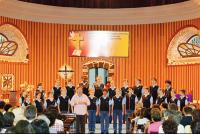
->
xmin=68 ymin=31 xmax=129 ymax=57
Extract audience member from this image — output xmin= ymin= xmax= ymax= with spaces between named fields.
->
xmin=14 ymin=120 xmax=35 ymax=134
xmin=148 ymin=108 xmax=162 ymax=134
xmin=24 ymin=105 xmax=37 ymax=123
xmin=180 ymin=106 xmax=193 ymax=127
xmin=31 ymin=119 xmax=49 ymax=134
xmin=162 ymin=118 xmax=178 ymax=134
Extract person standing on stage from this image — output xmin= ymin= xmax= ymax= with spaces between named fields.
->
xmin=87 ymin=89 xmax=98 ymax=133
xmin=22 ymin=95 xmax=31 ymax=107
xmin=35 ymin=83 xmax=45 ymax=102
xmin=121 ymin=79 xmax=129 ymax=97
xmin=80 ymin=77 xmax=89 ymax=96
xmin=57 ymin=88 xmax=70 ymax=113
xmin=124 ymin=87 xmax=138 ymax=133
xmin=33 ymin=92 xmax=44 ymax=114
xmin=70 ymin=85 xmax=90 ymax=133
xmin=97 ymin=89 xmax=112 ymax=134
xmin=19 ymin=90 xmax=28 ymax=106
xmin=149 ymin=78 xmax=160 ymax=104
xmin=156 ymin=89 xmax=166 ymax=105
xmin=133 ymin=78 xmax=143 ymax=101
xmin=111 ymin=88 xmax=125 ymax=134
xmin=167 ymin=89 xmax=179 ymax=105
xmin=52 ymin=80 xmax=61 ymax=101
xmin=141 ymin=87 xmax=153 ymax=108
xmin=108 ymin=80 xmax=116 ymax=99
xmin=164 ymin=80 xmax=172 ymax=103
xmin=45 ymin=91 xmax=57 ymax=109
xmin=66 ymin=79 xmax=75 ymax=100
xmin=94 ymin=76 xmax=104 ymax=99
xmin=179 ymin=89 xmax=188 ymax=111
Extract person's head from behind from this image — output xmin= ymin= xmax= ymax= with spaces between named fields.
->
xmin=135 ymin=78 xmax=141 ymax=86
xmin=44 ymin=108 xmax=57 ymax=127
xmin=0 ymin=101 xmax=6 ymax=110
xmin=164 ymin=110 xmax=182 ymax=124
xmin=152 ymin=104 xmax=160 ymax=109
xmin=24 ymin=105 xmax=37 ymax=121
xmin=151 ymin=108 xmax=161 ymax=122
xmin=191 ymin=121 xmax=200 ymax=134
xmin=4 ymin=104 xmax=12 ymax=112
xmin=151 ymin=77 xmax=157 ymax=86
xmin=192 ymin=109 xmax=200 ymax=121
xmin=168 ymin=103 xmax=178 ymax=111
xmin=160 ymin=102 xmax=168 ymax=111
xmin=183 ymin=106 xmax=193 ymax=116
xmin=102 ymin=88 xmax=108 ymax=97
xmin=3 ymin=112 xmax=15 ymax=127
xmin=139 ymin=108 xmax=146 ymax=118
xmin=0 ymin=112 xmax=4 ymax=130
xmin=14 ymin=120 xmax=35 ymax=134
xmin=162 ymin=118 xmax=178 ymax=134
xmin=31 ymin=119 xmax=49 ymax=134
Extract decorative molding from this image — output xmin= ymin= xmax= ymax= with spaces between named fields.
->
xmin=82 ymin=58 xmax=114 ymax=79
xmin=0 ymin=24 xmax=28 ymax=63
xmin=167 ymin=26 xmax=200 ymax=65
xmin=1 ymin=74 xmax=14 ymax=91
xmin=0 ymin=0 xmax=200 ymax=25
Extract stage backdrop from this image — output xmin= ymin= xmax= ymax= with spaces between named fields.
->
xmin=0 ymin=16 xmax=200 ymax=100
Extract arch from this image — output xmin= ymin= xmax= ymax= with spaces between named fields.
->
xmin=0 ymin=24 xmax=28 ymax=63
xmin=82 ymin=58 xmax=114 ymax=79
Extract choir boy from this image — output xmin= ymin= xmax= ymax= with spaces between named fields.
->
xmin=164 ymin=80 xmax=172 ymax=103
xmin=112 ymin=89 xmax=125 ymax=134
xmin=167 ymin=89 xmax=179 ymax=106
xmin=80 ymin=77 xmax=89 ymax=96
xmin=94 ymin=76 xmax=104 ymax=99
xmin=179 ymin=89 xmax=188 ymax=111
xmin=19 ymin=90 xmax=28 ymax=106
xmin=133 ymin=78 xmax=143 ymax=101
xmin=156 ymin=89 xmax=166 ymax=105
xmin=57 ymin=88 xmax=70 ymax=113
xmin=52 ymin=80 xmax=61 ymax=101
xmin=124 ymin=87 xmax=138 ymax=133
xmin=22 ymin=95 xmax=31 ymax=107
xmin=33 ymin=92 xmax=44 ymax=114
xmin=88 ymin=89 xmax=98 ymax=133
xmin=66 ymin=79 xmax=75 ymax=100
xmin=45 ymin=91 xmax=57 ymax=108
xmin=149 ymin=78 xmax=160 ymax=104
xmin=108 ymin=80 xmax=116 ymax=99
xmin=35 ymin=83 xmax=45 ymax=102
xmin=97 ymin=89 xmax=112 ymax=134
xmin=141 ymin=87 xmax=153 ymax=108
xmin=121 ymin=79 xmax=129 ymax=97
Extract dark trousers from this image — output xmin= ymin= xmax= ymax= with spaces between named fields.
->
xmin=100 ymin=111 xmax=109 ymax=134
xmin=76 ymin=115 xmax=86 ymax=133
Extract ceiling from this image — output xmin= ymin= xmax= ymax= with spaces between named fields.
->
xmin=18 ymin=0 xmax=188 ymax=8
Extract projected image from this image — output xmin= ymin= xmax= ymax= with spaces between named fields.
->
xmin=68 ymin=31 xmax=129 ymax=57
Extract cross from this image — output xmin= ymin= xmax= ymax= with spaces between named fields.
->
xmin=72 ymin=33 xmax=84 ymax=50
xmin=58 ymin=65 xmax=74 ymax=85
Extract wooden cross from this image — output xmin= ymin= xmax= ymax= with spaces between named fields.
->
xmin=72 ymin=33 xmax=84 ymax=50
xmin=58 ymin=65 xmax=74 ymax=86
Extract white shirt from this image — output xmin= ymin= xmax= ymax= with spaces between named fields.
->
xmin=70 ymin=93 xmax=90 ymax=115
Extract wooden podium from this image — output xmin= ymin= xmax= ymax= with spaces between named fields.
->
xmin=9 ymin=91 xmax=17 ymax=106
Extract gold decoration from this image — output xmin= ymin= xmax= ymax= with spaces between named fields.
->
xmin=167 ymin=27 xmax=200 ymax=65
xmin=0 ymin=24 xmax=28 ymax=63
xmin=20 ymin=81 xmax=34 ymax=92
xmin=1 ymin=74 xmax=14 ymax=91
